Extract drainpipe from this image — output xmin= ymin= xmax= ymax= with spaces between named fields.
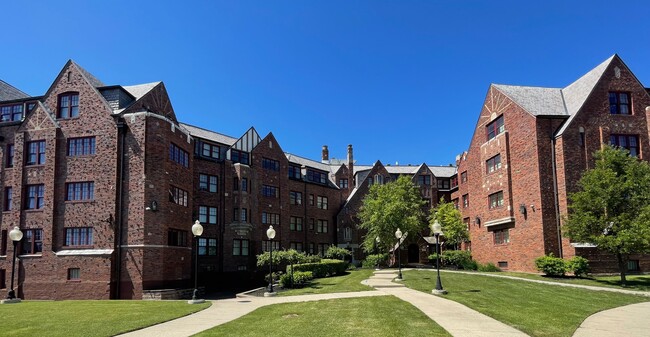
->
xmin=115 ymin=118 xmax=127 ymax=299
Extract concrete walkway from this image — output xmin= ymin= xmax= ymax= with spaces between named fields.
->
xmin=573 ymin=302 xmax=650 ymax=337
xmin=363 ymin=270 xmax=529 ymax=337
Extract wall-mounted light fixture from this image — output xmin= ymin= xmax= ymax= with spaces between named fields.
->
xmin=475 ymin=216 xmax=481 ymax=226
xmin=146 ymin=201 xmax=158 ymax=211
xmin=519 ymin=204 xmax=526 ymax=215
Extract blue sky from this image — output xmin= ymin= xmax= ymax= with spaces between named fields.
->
xmin=3 ymin=1 xmax=650 ymax=166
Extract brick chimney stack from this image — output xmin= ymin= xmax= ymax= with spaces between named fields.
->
xmin=347 ymin=144 xmax=354 ymax=188
xmin=322 ymin=145 xmax=329 ymax=163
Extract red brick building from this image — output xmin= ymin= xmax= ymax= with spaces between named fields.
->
xmin=452 ymin=55 xmax=650 ymax=273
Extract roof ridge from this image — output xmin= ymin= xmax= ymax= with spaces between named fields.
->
xmin=179 ymin=122 xmax=238 ymax=140
xmin=70 ymin=60 xmax=105 ymax=88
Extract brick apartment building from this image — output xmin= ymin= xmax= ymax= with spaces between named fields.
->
xmin=452 ymin=54 xmax=650 ymax=273
xmin=0 ymin=60 xmax=455 ymax=300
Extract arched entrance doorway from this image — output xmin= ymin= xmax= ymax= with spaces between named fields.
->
xmin=407 ymin=244 xmax=419 ymax=263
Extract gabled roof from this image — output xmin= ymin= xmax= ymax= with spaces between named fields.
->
xmin=0 ymin=80 xmax=30 ymax=101
xmin=429 ymin=166 xmax=457 ymax=178
xmin=74 ymin=61 xmax=105 ymax=88
xmin=180 ymin=123 xmax=238 ymax=146
xmin=122 ymin=82 xmax=160 ymax=101
xmin=352 ymin=164 xmax=456 ymax=178
xmin=285 ymin=152 xmax=334 ymax=173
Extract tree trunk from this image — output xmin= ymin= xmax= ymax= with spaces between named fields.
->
xmin=616 ymin=252 xmax=627 ymax=287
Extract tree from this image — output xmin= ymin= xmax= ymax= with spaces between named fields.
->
xmin=564 ymin=146 xmax=650 ymax=285
xmin=430 ymin=198 xmax=468 ymax=250
xmin=358 ymin=175 xmax=427 ymax=253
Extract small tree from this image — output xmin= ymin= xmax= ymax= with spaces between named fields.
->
xmin=430 ymin=198 xmax=468 ymax=250
xmin=324 ymin=245 xmax=351 ymax=260
xmin=358 ymin=175 xmax=427 ymax=253
xmin=564 ymin=146 xmax=650 ymax=285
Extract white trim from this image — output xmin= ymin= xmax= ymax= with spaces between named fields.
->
xmin=484 ymin=217 xmax=515 ymax=227
xmin=122 ymin=111 xmax=191 ymax=138
xmin=120 ymin=244 xmax=191 ymax=250
xmin=571 ymin=243 xmax=598 ymax=248
xmin=55 ymin=249 xmax=114 ymax=256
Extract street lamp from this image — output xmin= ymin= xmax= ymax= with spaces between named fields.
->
xmin=7 ymin=226 xmax=23 ymax=301
xmin=395 ymin=228 xmax=403 ymax=281
xmin=189 ymin=220 xmax=205 ymax=304
xmin=375 ymin=236 xmax=381 ymax=270
xmin=431 ymin=220 xmax=447 ymax=295
xmin=265 ymin=225 xmax=277 ymax=297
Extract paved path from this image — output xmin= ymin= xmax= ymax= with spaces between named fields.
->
xmin=573 ymin=301 xmax=650 ymax=337
xmin=364 ymin=270 xmax=529 ymax=337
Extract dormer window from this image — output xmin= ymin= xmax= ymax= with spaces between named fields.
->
xmin=1 ymin=104 xmax=23 ymax=122
xmin=58 ymin=92 xmax=79 ymax=119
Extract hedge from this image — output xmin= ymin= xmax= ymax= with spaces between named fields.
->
xmin=288 ymin=259 xmax=349 ymax=278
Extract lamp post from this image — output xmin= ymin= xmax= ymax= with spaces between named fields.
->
xmin=395 ymin=228 xmax=403 ymax=281
xmin=265 ymin=225 xmax=277 ymax=297
xmin=188 ymin=220 xmax=205 ymax=304
xmin=7 ymin=226 xmax=23 ymax=301
xmin=431 ymin=220 xmax=447 ymax=295
xmin=375 ymin=236 xmax=381 ymax=270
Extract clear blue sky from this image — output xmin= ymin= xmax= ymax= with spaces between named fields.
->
xmin=3 ymin=1 xmax=650 ymax=166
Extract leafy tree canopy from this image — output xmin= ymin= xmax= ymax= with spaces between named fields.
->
xmin=358 ymin=175 xmax=427 ymax=253
xmin=430 ymin=198 xmax=469 ymax=249
xmin=564 ymin=146 xmax=650 ymax=284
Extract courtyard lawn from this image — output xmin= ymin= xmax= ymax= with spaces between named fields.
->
xmin=0 ymin=300 xmax=210 ymax=337
xmin=402 ymin=270 xmax=648 ymax=337
xmin=278 ymin=268 xmax=374 ymax=296
xmin=195 ymin=296 xmax=451 ymax=337
xmin=499 ymin=271 xmax=650 ymax=291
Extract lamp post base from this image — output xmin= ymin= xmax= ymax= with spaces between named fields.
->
xmin=187 ymin=298 xmax=206 ymax=304
xmin=432 ymin=289 xmax=447 ymax=295
xmin=1 ymin=298 xmax=21 ymax=304
xmin=263 ymin=291 xmax=277 ymax=297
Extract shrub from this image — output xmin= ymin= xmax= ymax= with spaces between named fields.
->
xmin=264 ymin=271 xmax=283 ymax=283
xmin=461 ymin=259 xmax=478 ymax=271
xmin=325 ymin=246 xmax=351 ymax=260
xmin=568 ymin=256 xmax=590 ymax=277
xmin=443 ymin=250 xmax=473 ymax=269
xmin=478 ymin=262 xmax=501 ymax=272
xmin=534 ymin=254 xmax=567 ymax=276
xmin=362 ymin=253 xmax=388 ymax=269
xmin=280 ymin=271 xmax=313 ymax=288
xmin=289 ymin=259 xmax=349 ymax=278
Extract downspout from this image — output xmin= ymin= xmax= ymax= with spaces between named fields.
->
xmin=550 ymin=117 xmax=564 ymax=258
xmin=219 ymin=160 xmax=225 ymax=273
xmin=115 ymin=118 xmax=127 ymax=299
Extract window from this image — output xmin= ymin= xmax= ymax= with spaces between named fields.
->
xmin=241 ymin=178 xmax=248 ymax=191
xmin=1 ymin=230 xmax=6 ymax=256
xmin=462 ymin=194 xmax=469 ymax=208
xmin=5 ymin=144 xmax=14 ymax=168
xmin=262 ymin=212 xmax=280 ymax=225
xmin=290 ymin=217 xmax=303 ymax=231
xmin=1 ymin=104 xmax=23 ymax=122
xmin=0 ymin=269 xmax=5 ymax=289
xmin=199 ymin=206 xmax=218 ymax=224
xmin=486 ymin=115 xmax=505 ymax=141
xmin=198 ymin=238 xmax=217 ymax=256
xmin=463 ymin=217 xmax=470 ymax=230
xmin=262 ymin=240 xmax=280 ymax=252
xmin=68 ymin=137 xmax=96 ymax=156
xmin=234 ymin=208 xmax=248 ymax=222
xmin=309 ymin=218 xmax=315 ymax=230
xmin=58 ymin=92 xmax=79 ymax=118
xmin=169 ymin=143 xmax=189 ymax=168
xmin=453 ymin=198 xmax=459 ymax=209
xmin=437 ymin=179 xmax=450 ymax=189
xmin=26 ymin=184 xmax=45 ymax=210
xmin=198 ymin=141 xmax=220 ymax=160
xmin=288 ymin=165 xmax=301 ymax=179
xmin=290 ymin=242 xmax=303 ymax=252
xmin=289 ymin=191 xmax=302 ymax=205
xmin=199 ymin=174 xmax=218 ymax=192
xmin=306 ymin=169 xmax=327 ymax=184
xmin=4 ymin=187 xmax=12 ymax=211
xmin=339 ymin=178 xmax=348 ymax=188
xmin=344 ymin=227 xmax=352 ymax=241
xmin=66 ymin=182 xmax=94 ymax=201
xmin=262 ymin=158 xmax=280 ymax=171
xmin=498 ymin=261 xmax=508 ymax=268
xmin=26 ymin=140 xmax=46 ymax=165
xmin=318 ymin=243 xmax=328 ymax=256
xmin=64 ymin=227 xmax=93 ymax=246
xmin=21 ymin=229 xmax=43 ymax=254
xmin=489 ymin=191 xmax=504 ymax=209
xmin=231 ymin=149 xmax=249 ymax=165
xmin=461 ymin=171 xmax=467 ymax=183
xmin=308 ymin=243 xmax=315 ymax=255
xmin=67 ymin=268 xmax=80 ymax=281
xmin=317 ymin=196 xmax=328 ymax=209
xmin=262 ymin=185 xmax=279 ymax=198
xmin=309 ymin=194 xmax=314 ymax=206
xmin=317 ymin=220 xmax=328 ymax=233
xmin=169 ymin=186 xmax=188 ymax=206
xmin=451 ymin=176 xmax=458 ymax=188
xmin=610 ymin=134 xmax=639 ymax=157
xmin=417 ymin=175 xmax=431 ymax=186
xmin=628 ymin=260 xmax=640 ymax=272
xmin=486 ymin=154 xmax=502 ymax=174
xmin=609 ymin=92 xmax=631 ymax=115
xmin=494 ymin=229 xmax=510 ymax=245
xmin=233 ymin=239 xmax=249 ymax=256
xmin=168 ymin=229 xmax=188 ymax=247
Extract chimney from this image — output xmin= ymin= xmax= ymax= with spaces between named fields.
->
xmin=322 ymin=145 xmax=329 ymax=163
xmin=347 ymin=144 xmax=353 ymax=164
xmin=347 ymin=144 xmax=354 ymax=189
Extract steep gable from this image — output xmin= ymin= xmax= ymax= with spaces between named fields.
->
xmin=18 ymin=101 xmax=60 ymax=132
xmin=0 ymin=80 xmax=29 ymax=101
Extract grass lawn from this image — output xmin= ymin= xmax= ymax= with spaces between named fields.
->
xmin=402 ymin=270 xmax=648 ymax=337
xmin=195 ymin=296 xmax=451 ymax=337
xmin=500 ymin=271 xmax=650 ymax=291
xmin=278 ymin=268 xmax=374 ymax=296
xmin=0 ymin=300 xmax=210 ymax=337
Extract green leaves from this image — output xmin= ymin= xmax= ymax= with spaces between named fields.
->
xmin=430 ymin=198 xmax=468 ymax=249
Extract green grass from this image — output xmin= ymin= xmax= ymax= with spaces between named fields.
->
xmin=0 ymin=300 xmax=210 ymax=337
xmin=195 ymin=296 xmax=451 ymax=337
xmin=402 ymin=270 xmax=648 ymax=337
xmin=499 ymin=271 xmax=650 ymax=291
xmin=278 ymin=268 xmax=374 ymax=296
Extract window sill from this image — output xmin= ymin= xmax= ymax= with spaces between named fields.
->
xmin=64 ymin=200 xmax=95 ymax=204
xmin=25 ymin=164 xmax=45 ymax=168
xmin=24 ymin=209 xmax=44 ymax=213
xmin=66 ymin=279 xmax=81 ymax=283
xmin=18 ymin=254 xmax=42 ymax=258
